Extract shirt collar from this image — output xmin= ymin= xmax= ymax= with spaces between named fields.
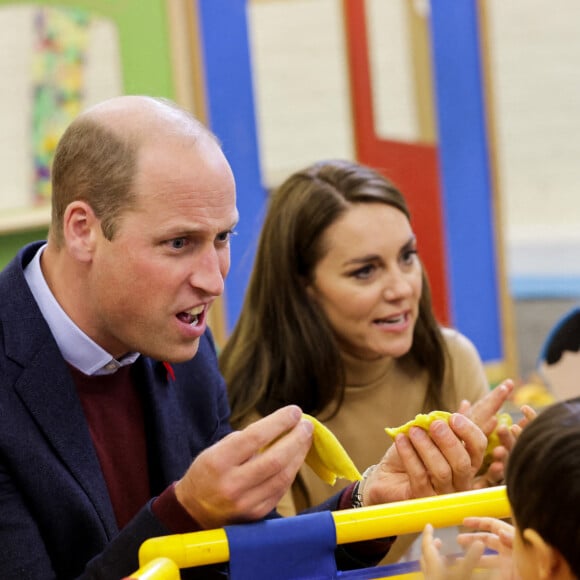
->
xmin=24 ymin=244 xmax=140 ymax=375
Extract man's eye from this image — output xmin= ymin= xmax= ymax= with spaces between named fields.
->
xmin=217 ymin=230 xmax=237 ymax=244
xmin=170 ymin=238 xmax=187 ymax=249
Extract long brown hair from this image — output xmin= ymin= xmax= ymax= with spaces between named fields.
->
xmin=220 ymin=159 xmax=449 ymax=427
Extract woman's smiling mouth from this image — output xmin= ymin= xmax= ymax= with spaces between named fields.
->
xmin=373 ymin=311 xmax=411 ymax=329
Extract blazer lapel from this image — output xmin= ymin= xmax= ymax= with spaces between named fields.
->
xmin=7 ymin=318 xmax=118 ymax=537
xmin=137 ymin=359 xmax=192 ymax=493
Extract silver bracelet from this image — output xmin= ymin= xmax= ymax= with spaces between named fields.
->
xmin=351 ymin=464 xmax=376 ymax=508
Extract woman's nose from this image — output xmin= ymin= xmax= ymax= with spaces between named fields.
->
xmin=383 ymin=271 xmax=412 ymax=301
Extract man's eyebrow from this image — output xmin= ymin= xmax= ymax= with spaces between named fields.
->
xmin=224 ymin=218 xmax=239 ymax=231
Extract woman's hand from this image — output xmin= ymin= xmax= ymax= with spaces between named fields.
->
xmin=458 ymin=380 xmax=514 ymax=437
xmin=459 ymin=381 xmax=538 ymax=488
xmin=365 ymin=413 xmax=486 ymax=505
xmin=472 ymin=403 xmax=537 ymax=489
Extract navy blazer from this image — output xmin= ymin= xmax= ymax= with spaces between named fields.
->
xmin=0 ymin=243 xmax=372 ymax=579
xmin=0 ymin=243 xmax=235 ymax=579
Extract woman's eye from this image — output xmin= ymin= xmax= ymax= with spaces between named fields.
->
xmin=402 ymin=249 xmax=418 ymax=265
xmin=352 ymin=265 xmax=374 ymax=279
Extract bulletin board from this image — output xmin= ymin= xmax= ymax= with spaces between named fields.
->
xmin=0 ymin=0 xmax=232 ymax=343
xmin=0 ymin=0 xmax=176 ymax=232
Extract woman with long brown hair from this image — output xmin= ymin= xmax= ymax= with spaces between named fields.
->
xmin=220 ymin=159 xmax=506 ymax=560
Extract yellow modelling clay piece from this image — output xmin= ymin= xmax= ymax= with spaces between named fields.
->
xmin=384 ymin=410 xmax=452 ymax=439
xmin=302 ymin=414 xmax=362 ymax=486
xmin=385 ymin=410 xmax=514 ymax=474
xmin=484 ymin=412 xmax=513 ymax=459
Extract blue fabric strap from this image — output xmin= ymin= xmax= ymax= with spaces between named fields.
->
xmin=225 ymin=511 xmax=338 ymax=579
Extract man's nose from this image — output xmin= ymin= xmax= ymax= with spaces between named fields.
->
xmin=189 ymin=247 xmax=225 ymax=297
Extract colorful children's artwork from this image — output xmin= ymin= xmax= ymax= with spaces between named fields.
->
xmin=32 ymin=6 xmax=90 ymax=203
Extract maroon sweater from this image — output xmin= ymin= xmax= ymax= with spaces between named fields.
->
xmin=70 ymin=365 xmax=151 ymax=528
xmin=69 ymin=364 xmax=202 ymax=533
xmin=69 ymin=364 xmax=392 ymax=555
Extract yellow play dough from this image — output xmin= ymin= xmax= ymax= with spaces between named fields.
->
xmin=384 ymin=410 xmax=452 ymax=438
xmin=302 ymin=413 xmax=362 ymax=486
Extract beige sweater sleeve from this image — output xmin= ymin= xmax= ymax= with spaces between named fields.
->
xmin=441 ymin=327 xmax=490 ymax=409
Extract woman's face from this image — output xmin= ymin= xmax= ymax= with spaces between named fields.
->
xmin=307 ymin=202 xmax=422 ymax=360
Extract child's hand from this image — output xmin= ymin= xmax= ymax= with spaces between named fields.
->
xmin=458 ymin=517 xmax=519 ymax=579
xmin=420 ymin=523 xmax=485 ymax=579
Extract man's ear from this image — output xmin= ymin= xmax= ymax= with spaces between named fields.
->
xmin=523 ymin=528 xmax=572 ymax=579
xmin=63 ymin=201 xmax=99 ymax=261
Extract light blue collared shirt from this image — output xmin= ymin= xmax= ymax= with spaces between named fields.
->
xmin=24 ymin=244 xmax=140 ymax=376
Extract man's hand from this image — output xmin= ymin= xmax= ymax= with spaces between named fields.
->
xmin=364 ymin=413 xmax=487 ymax=505
xmin=175 ymin=405 xmax=313 ymax=529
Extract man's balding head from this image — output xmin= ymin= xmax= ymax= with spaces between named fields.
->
xmin=49 ymin=96 xmax=217 ymax=247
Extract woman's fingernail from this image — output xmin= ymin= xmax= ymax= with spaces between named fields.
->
xmin=452 ymin=414 xmax=466 ymax=429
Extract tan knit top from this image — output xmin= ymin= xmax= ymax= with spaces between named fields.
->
xmin=279 ymin=328 xmax=489 ymax=516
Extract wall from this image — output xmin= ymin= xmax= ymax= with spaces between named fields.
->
xmin=486 ymin=0 xmax=580 ymax=299
xmin=249 ymin=0 xmax=580 ymax=301
xmin=246 ymin=0 xmax=511 ymax=376
xmin=2 ymin=0 xmax=579 ymax=375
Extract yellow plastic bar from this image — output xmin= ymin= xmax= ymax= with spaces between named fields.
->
xmin=139 ymin=528 xmax=230 ymax=569
xmin=334 ymin=485 xmax=509 ymax=544
xmin=138 ymin=486 xmax=509 ymax=569
xmin=124 ymin=557 xmax=181 ymax=580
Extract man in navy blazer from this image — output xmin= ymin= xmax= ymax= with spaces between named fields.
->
xmin=0 ymin=96 xmax=489 ymax=579
xmin=1 ymin=243 xmax=235 ymax=578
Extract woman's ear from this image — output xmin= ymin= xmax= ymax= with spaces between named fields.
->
xmin=62 ymin=201 xmax=99 ymax=262
xmin=523 ymin=528 xmax=572 ymax=579
xmin=302 ymin=275 xmax=317 ymax=301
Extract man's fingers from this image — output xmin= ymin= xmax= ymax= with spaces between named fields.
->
xmin=177 ymin=407 xmax=314 ymax=528
xmin=250 ymin=417 xmax=313 ymax=481
xmin=222 ymin=405 xmax=307 ymax=463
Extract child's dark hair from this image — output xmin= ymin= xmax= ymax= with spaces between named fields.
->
xmin=506 ymin=397 xmax=580 ymax=576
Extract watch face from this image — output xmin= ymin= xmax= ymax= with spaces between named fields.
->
xmin=351 ymin=481 xmax=364 ymax=508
